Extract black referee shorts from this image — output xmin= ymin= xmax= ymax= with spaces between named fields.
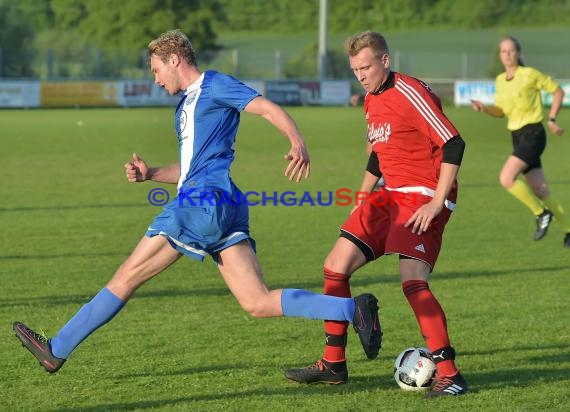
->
xmin=511 ymin=122 xmax=546 ymax=173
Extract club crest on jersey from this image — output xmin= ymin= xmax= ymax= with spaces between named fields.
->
xmin=179 ymin=110 xmax=187 ymax=132
xmin=185 ymin=91 xmax=198 ymax=106
xmin=367 ymin=122 xmax=391 ymax=144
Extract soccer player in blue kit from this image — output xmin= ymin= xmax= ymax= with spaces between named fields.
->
xmin=13 ymin=29 xmax=380 ymax=374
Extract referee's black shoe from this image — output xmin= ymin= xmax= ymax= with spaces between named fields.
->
xmin=534 ymin=209 xmax=554 ymax=241
xmin=353 ymin=293 xmax=382 ymax=359
xmin=564 ymin=233 xmax=570 ymax=248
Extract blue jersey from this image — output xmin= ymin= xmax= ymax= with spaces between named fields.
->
xmin=175 ymin=70 xmax=260 ymax=193
xmin=146 ymin=70 xmax=259 ymax=262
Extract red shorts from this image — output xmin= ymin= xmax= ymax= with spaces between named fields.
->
xmin=340 ymin=188 xmax=452 ymax=271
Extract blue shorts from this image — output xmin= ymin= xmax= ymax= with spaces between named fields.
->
xmin=146 ymin=187 xmax=254 ymax=262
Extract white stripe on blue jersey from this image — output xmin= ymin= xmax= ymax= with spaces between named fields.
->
xmin=175 ymin=70 xmax=261 ymax=192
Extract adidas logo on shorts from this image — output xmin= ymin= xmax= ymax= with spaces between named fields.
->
xmin=414 ymin=244 xmax=426 ymax=253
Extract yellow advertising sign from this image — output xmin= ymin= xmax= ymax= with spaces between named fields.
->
xmin=40 ymin=82 xmax=118 ymax=107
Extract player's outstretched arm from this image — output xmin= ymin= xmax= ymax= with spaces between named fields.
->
xmin=470 ymin=99 xmax=505 ymax=118
xmin=243 ymin=96 xmax=310 ymax=182
xmin=124 ymin=153 xmax=180 ymax=184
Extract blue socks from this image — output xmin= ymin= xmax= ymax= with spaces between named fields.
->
xmin=50 ymin=288 xmax=125 ymax=359
xmin=49 ymin=288 xmax=354 ymax=359
xmin=281 ymin=289 xmax=355 ymax=321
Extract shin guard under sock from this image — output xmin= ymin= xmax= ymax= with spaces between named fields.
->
xmin=323 ymin=267 xmax=351 ymax=362
xmin=403 ymin=280 xmax=458 ymax=377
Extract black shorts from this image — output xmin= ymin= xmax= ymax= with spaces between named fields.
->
xmin=511 ymin=122 xmax=546 ymax=173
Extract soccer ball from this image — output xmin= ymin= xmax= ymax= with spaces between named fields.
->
xmin=393 ymin=347 xmax=436 ymax=391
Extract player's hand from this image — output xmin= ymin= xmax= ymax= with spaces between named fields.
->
xmin=547 ymin=120 xmax=565 ymax=136
xmin=350 ymin=94 xmax=364 ymax=107
xmin=284 ymin=145 xmax=311 ymax=182
xmin=470 ymin=99 xmax=484 ymax=113
xmin=350 ymin=195 xmax=368 ymax=214
xmin=125 ymin=153 xmax=149 ymax=182
xmin=404 ymin=200 xmax=444 ymax=235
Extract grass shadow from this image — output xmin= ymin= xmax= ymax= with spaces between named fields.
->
xmin=2 ymin=265 xmax=566 ymax=309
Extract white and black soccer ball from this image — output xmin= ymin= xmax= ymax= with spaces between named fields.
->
xmin=393 ymin=347 xmax=436 ymax=391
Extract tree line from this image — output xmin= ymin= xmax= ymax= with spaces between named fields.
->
xmin=0 ymin=0 xmax=223 ymax=78
xmin=1 ymin=0 xmax=568 ymax=78
xmin=219 ymin=0 xmax=570 ymax=32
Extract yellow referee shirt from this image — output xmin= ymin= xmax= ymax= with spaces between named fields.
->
xmin=494 ymin=66 xmax=559 ymax=131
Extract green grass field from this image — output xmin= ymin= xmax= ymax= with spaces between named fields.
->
xmin=1 ymin=106 xmax=569 ymax=411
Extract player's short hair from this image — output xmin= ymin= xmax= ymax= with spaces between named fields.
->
xmin=345 ymin=31 xmax=389 ymax=58
xmin=148 ymin=29 xmax=197 ymax=66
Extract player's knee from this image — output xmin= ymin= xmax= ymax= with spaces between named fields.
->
xmin=238 ymin=299 xmax=255 ymax=315
xmin=499 ymin=173 xmax=515 ymax=189
xmin=323 ymin=254 xmax=339 ymax=271
xmin=324 ymin=254 xmax=355 ymax=274
xmin=110 ymin=264 xmax=149 ymax=293
xmin=240 ymin=299 xmax=269 ymax=318
xmin=248 ymin=310 xmax=265 ymax=318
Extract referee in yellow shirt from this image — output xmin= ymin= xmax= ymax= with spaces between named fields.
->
xmin=471 ymin=36 xmax=569 ymax=248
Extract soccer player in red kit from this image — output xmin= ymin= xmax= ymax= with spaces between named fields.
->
xmin=285 ymin=31 xmax=469 ymax=397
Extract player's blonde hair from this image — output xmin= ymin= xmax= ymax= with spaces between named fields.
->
xmin=500 ymin=36 xmax=525 ymax=67
xmin=148 ymin=29 xmax=197 ymax=66
xmin=345 ymin=31 xmax=389 ymax=58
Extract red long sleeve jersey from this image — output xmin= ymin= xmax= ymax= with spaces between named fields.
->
xmin=364 ymin=72 xmax=459 ymax=202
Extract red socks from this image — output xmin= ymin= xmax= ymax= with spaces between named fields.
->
xmin=323 ymin=267 xmax=351 ymax=362
xmin=320 ymin=274 xmax=459 ymax=376
xmin=403 ymin=280 xmax=458 ymax=377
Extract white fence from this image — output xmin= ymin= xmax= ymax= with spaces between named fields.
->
xmin=454 ymin=80 xmax=570 ymax=106
xmin=3 ymin=78 xmax=569 ymax=108
xmin=0 ymin=79 xmax=351 ymax=108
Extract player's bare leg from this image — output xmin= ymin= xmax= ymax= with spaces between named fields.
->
xmin=324 ymin=237 xmax=368 ymax=275
xmin=14 ymin=235 xmax=181 ymax=373
xmin=107 ymin=235 xmax=182 ymax=300
xmin=216 ymin=240 xmax=283 ymax=318
xmin=218 ymin=239 xmax=374 ymax=323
